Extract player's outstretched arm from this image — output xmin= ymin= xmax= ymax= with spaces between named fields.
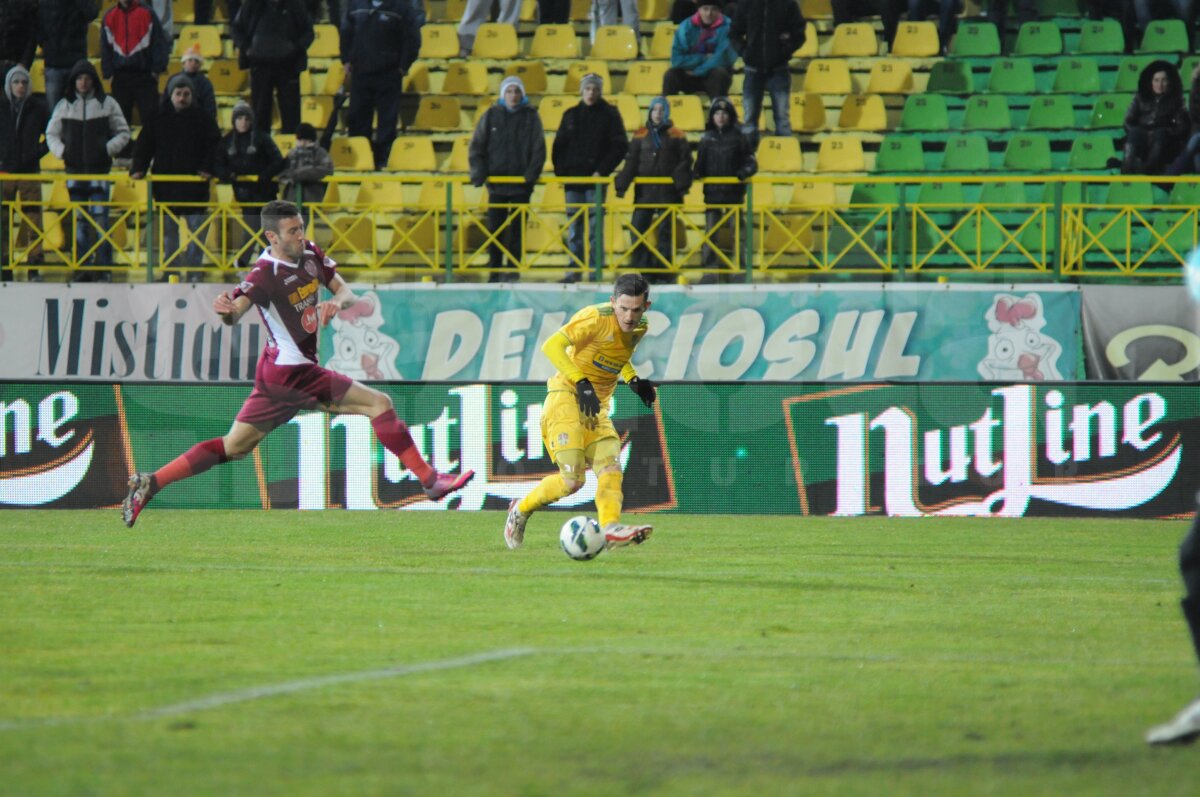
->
xmin=214 ymin=291 xmax=252 ymax=326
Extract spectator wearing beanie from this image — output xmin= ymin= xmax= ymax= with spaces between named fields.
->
xmin=171 ymin=45 xmax=218 ymax=122
xmin=215 ymin=101 xmax=285 ymax=265
xmin=232 ymin=0 xmax=314 ymax=135
xmin=280 ymin=122 xmax=333 ymax=205
xmin=664 ymin=0 xmax=738 ymax=100
xmin=36 ymin=0 xmax=99 ymax=112
xmin=0 ymin=63 xmax=50 ymax=278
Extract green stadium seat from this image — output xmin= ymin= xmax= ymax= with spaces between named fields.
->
xmin=1138 ymin=18 xmax=1190 ymax=54
xmin=1013 ymin=21 xmax=1063 ymax=56
xmin=949 ymin=21 xmax=1000 ymax=57
xmin=980 ymin=181 xmax=1028 ymax=205
xmin=1003 ymin=132 xmax=1052 ymax=171
xmin=1183 ymin=55 xmax=1200 ymax=84
xmin=1051 ymin=58 xmax=1101 ymax=94
xmin=940 ymin=134 xmax=990 ymax=171
xmin=898 ymin=93 xmax=949 ymax=130
xmin=1076 ymin=18 xmax=1124 ymax=54
xmin=963 ymin=95 xmax=1011 ymax=131
xmin=849 ymin=182 xmax=899 ymax=204
xmin=874 ymin=135 xmax=924 ymax=172
xmin=1169 ymin=182 xmax=1200 ymax=205
xmin=1085 ymin=181 xmax=1155 ymax=256
xmin=954 ymin=181 xmax=1029 ymax=257
xmin=986 ymin=58 xmax=1035 ymax=95
xmin=927 ymin=60 xmax=973 ymax=94
xmin=1089 ymin=93 xmax=1132 ymax=129
xmin=1151 ymin=211 xmax=1197 ymax=258
xmin=1025 ymin=95 xmax=1075 ymax=130
xmin=1104 ymin=181 xmax=1155 ymax=206
xmin=1068 ymin=134 xmax=1117 ymax=169
xmin=915 ymin=183 xmax=967 ymax=255
xmin=1114 ymin=56 xmax=1156 ymax=92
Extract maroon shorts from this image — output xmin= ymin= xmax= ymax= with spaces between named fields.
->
xmin=235 ymin=354 xmax=354 ymax=429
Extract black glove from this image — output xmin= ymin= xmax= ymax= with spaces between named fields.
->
xmin=575 ymin=378 xmax=601 ymax=417
xmin=629 ymin=377 xmax=656 ymax=407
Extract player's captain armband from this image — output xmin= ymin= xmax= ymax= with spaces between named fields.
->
xmin=231 ymin=280 xmax=256 ymax=301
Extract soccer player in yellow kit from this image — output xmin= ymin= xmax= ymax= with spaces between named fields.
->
xmin=504 ymin=273 xmax=658 ymax=550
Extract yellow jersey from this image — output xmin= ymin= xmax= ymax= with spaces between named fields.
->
xmin=545 ymin=303 xmax=648 ymax=402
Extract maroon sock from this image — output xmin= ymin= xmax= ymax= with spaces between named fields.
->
xmin=153 ymin=438 xmax=229 ymax=493
xmin=371 ymin=409 xmax=435 ymax=486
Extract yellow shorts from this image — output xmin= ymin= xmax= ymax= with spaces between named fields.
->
xmin=541 ymin=388 xmax=618 ymax=465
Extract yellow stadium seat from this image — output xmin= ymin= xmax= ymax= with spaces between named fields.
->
xmin=667 ymin=95 xmax=704 ymax=132
xmin=648 ymin=24 xmax=677 ymax=59
xmin=173 ymin=25 xmax=222 ymax=59
xmin=29 ymin=60 xmax=45 ymax=92
xmin=624 ymin=61 xmax=668 ymax=95
xmin=570 ymin=0 xmax=590 ymax=19
xmin=329 ymin=137 xmax=375 ymax=170
xmin=891 ymin=21 xmax=939 ymax=56
xmin=838 ymin=94 xmax=887 ymax=130
xmin=404 ymin=62 xmax=431 ymax=93
xmin=613 ymin=93 xmax=643 ymax=131
xmin=538 ymin=95 xmax=575 ymax=132
xmin=420 ymin=24 xmax=460 ymax=59
xmin=310 ymin=24 xmax=340 ymax=58
xmin=172 ymin=0 xmax=194 ymax=23
xmin=591 ymin=25 xmax=639 ymax=60
xmin=803 ymin=59 xmax=852 ymax=94
xmin=505 ymin=61 xmax=548 ymax=95
xmin=829 ymin=23 xmax=879 ymax=57
xmin=564 ymin=61 xmax=611 ymax=94
xmin=208 ymin=60 xmax=247 ymax=94
xmin=789 ymin=92 xmax=827 ymax=132
xmin=443 ymin=61 xmax=489 ymax=95
xmin=443 ymin=135 xmax=472 ymax=173
xmin=443 ymin=0 xmax=467 ymax=21
xmin=87 ymin=23 xmax=102 ymax=59
xmin=757 ymin=137 xmax=802 ymax=172
xmin=387 ymin=137 xmax=439 ymax=171
xmin=530 ymin=24 xmax=580 ymax=58
xmin=789 ymin=181 xmax=837 ymax=206
xmin=472 ymin=23 xmax=519 ymax=59
xmin=356 ymin=179 xmax=405 ymax=206
xmin=866 ymin=59 xmax=913 ymax=94
xmin=274 ymin=133 xmax=297 ymax=157
xmin=817 ymin=136 xmax=865 ymax=172
xmin=796 ymin=22 xmax=819 ymax=58
xmin=300 ymin=96 xmax=334 ymax=128
xmin=519 ymin=0 xmax=538 ymax=22
xmin=413 ymin=96 xmax=463 ymax=130
xmin=299 ymin=71 xmax=314 ymax=95
xmin=321 ymin=61 xmax=346 ymax=95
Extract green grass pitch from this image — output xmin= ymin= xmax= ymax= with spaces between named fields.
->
xmin=2 ymin=510 xmax=1198 ymax=796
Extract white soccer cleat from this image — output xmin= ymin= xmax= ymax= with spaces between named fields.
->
xmin=504 ymin=499 xmax=529 ymax=550
xmin=1146 ymin=696 xmax=1200 ymax=746
xmin=603 ymin=522 xmax=652 ymax=550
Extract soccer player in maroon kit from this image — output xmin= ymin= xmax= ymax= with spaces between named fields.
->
xmin=121 ymin=200 xmax=474 ymax=526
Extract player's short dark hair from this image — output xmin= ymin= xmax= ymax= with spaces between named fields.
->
xmin=613 ymin=272 xmax=649 ymax=300
xmin=261 ymin=200 xmax=301 ymax=234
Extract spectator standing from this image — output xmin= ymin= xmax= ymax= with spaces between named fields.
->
xmin=540 ymin=0 xmax=570 ymax=23
xmin=172 ymin=45 xmax=218 ymax=123
xmin=36 ymin=0 xmax=99 ymax=112
xmin=613 ymin=97 xmax=693 ymax=283
xmin=196 ymin=0 xmax=243 ymax=23
xmin=692 ymin=97 xmax=756 ymax=283
xmin=233 ymin=0 xmax=314 ymax=136
xmin=341 ymin=0 xmax=421 ymax=169
xmin=279 ymin=122 xmax=333 ymax=205
xmin=469 ymin=76 xmax=546 ymax=283
xmin=150 ymin=0 xmax=174 ymax=37
xmin=215 ymin=101 xmax=285 ymax=265
xmin=591 ymin=0 xmax=640 ymax=46
xmin=1123 ymin=59 xmax=1188 ymax=174
xmin=45 ymin=59 xmax=132 ymax=280
xmin=130 ymin=74 xmax=221 ymax=279
xmin=730 ymin=0 xmax=805 ymax=137
xmin=457 ymin=0 xmax=520 ymax=56
xmin=551 ymin=73 xmax=627 ymax=280
xmin=0 ymin=64 xmax=49 ymax=280
xmin=0 ymin=0 xmax=37 ymax=75
xmin=663 ymin=1 xmax=737 ymax=100
xmin=100 ymin=0 xmax=170 ymax=137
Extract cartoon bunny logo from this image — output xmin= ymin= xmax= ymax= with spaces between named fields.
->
xmin=324 ymin=291 xmax=404 ymax=380
xmin=977 ymin=293 xmax=1063 ymax=381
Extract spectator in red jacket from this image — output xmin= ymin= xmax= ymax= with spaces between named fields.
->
xmin=100 ymin=0 xmax=170 ymax=146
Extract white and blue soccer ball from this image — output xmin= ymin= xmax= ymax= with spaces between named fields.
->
xmin=1186 ymin=246 xmax=1200 ymax=303
xmin=559 ymin=516 xmax=605 ymax=561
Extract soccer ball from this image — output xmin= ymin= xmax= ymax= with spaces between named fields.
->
xmin=1187 ymin=246 xmax=1200 ymax=302
xmin=559 ymin=516 xmax=605 ymax=561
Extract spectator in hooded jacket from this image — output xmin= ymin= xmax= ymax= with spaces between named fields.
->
xmin=171 ymin=45 xmax=218 ymax=123
xmin=469 ymin=76 xmax=546 ymax=283
xmin=233 ymin=0 xmax=314 ymax=135
xmin=551 ymin=72 xmax=628 ymax=280
xmin=0 ymin=64 xmax=49 ymax=279
xmin=614 ymin=97 xmax=693 ymax=284
xmin=100 ymin=0 xmax=170 ymax=141
xmin=131 ymin=73 xmax=221 ymax=278
xmin=1123 ymin=59 xmax=1188 ymax=174
xmin=215 ymin=101 xmax=285 ymax=265
xmin=46 ymin=59 xmax=132 ymax=280
xmin=279 ymin=122 xmax=334 ymax=205
xmin=341 ymin=0 xmax=421 ymax=169
xmin=0 ymin=0 xmax=37 ymax=76
xmin=693 ymin=97 xmax=756 ymax=283
xmin=663 ymin=1 xmax=738 ymax=101
xmin=36 ymin=0 xmax=99 ymax=112
xmin=730 ymin=0 xmax=805 ymax=137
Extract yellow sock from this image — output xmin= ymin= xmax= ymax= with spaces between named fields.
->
xmin=518 ymin=473 xmax=574 ymax=515
xmin=596 ymin=471 xmax=623 ymax=527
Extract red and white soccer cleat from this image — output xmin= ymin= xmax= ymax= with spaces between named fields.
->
xmin=121 ymin=473 xmax=154 ymax=528
xmin=603 ymin=522 xmax=653 ymax=549
xmin=504 ymin=499 xmax=528 ymax=550
xmin=423 ymin=469 xmax=475 ymax=501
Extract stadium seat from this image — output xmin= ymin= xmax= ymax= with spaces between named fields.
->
xmin=1086 ymin=181 xmax=1154 ymax=253
xmin=950 ymin=21 xmax=1000 ymax=56
xmin=849 ymin=182 xmax=899 ymax=205
xmin=1103 ymin=181 xmax=1154 ymax=206
xmin=757 ymin=136 xmax=802 ymax=172
xmin=926 ymin=60 xmax=973 ymax=93
xmin=505 ymin=62 xmax=548 ymax=95
xmin=299 ymin=96 xmax=333 ymax=128
xmin=1169 ymin=182 xmax=1200 ymax=205
xmin=321 ymin=61 xmax=346 ymax=95
xmin=789 ymin=92 xmax=827 ymax=132
xmin=979 ymin=181 xmax=1027 ymax=206
xmin=866 ymin=59 xmax=913 ymax=94
xmin=649 ymin=24 xmax=678 ymax=59
xmin=830 ymin=23 xmax=878 ymax=57
xmin=1076 ymin=18 xmax=1124 ymax=54
xmin=403 ymin=63 xmax=431 ymax=93
xmin=530 ymin=24 xmax=579 ymax=58
xmin=1184 ymin=55 xmax=1200 ymax=84
xmin=837 ymin=94 xmax=887 ymax=131
xmin=816 ymin=136 xmax=865 ymax=172
xmin=803 ymin=59 xmax=852 ymax=94
xmin=1013 ymin=21 xmax=1063 ymax=56
xmin=1025 ymin=96 xmax=1075 ymax=130
xmin=796 ymin=22 xmax=819 ymax=58
xmin=564 ymin=61 xmax=611 ymax=94
xmin=412 ymin=96 xmax=463 ymax=130
xmin=874 ymin=135 xmax=924 ymax=172
xmin=173 ymin=25 xmax=222 ymax=59
xmin=962 ymin=95 xmax=1011 ymax=131
xmin=1003 ymin=132 xmax=1052 ymax=171
xmin=800 ymin=0 xmax=832 ymax=16
xmin=538 ymin=95 xmax=574 ymax=131
xmin=419 ymin=25 xmax=459 ymax=59
xmin=518 ymin=0 xmax=538 ymax=22
xmin=891 ymin=21 xmax=939 ymax=57
xmin=443 ymin=62 xmax=489 ymax=95
xmin=613 ymin=93 xmax=643 ymax=130
xmin=1050 ymin=58 xmax=1101 ymax=94
xmin=387 ymin=137 xmax=439 ymax=172
xmin=624 ymin=61 xmax=669 ymax=95
xmin=1068 ymin=134 xmax=1117 ymax=170
xmin=472 ymin=23 xmax=519 ymax=58
xmin=940 ymin=134 xmax=990 ymax=171
xmin=986 ymin=58 xmax=1034 ymax=94
xmin=208 ymin=60 xmax=247 ymax=94
xmin=591 ymin=25 xmax=639 ymax=59
xmin=1089 ymin=93 xmax=1132 ymax=128
xmin=310 ymin=24 xmax=340 ymax=57
xmin=328 ymin=137 xmax=374 ymax=170
xmin=638 ymin=0 xmax=671 ymax=20
xmin=898 ymin=93 xmax=948 ymax=131
xmin=953 ymin=181 xmax=1028 ymax=257
xmin=356 ymin=179 xmax=406 ymax=206
xmin=1114 ymin=56 xmax=1155 ymax=92
xmin=443 ymin=135 xmax=471 ymax=172
xmin=441 ymin=0 xmax=467 ymax=21
xmin=667 ymin=95 xmax=705 ymax=131
xmin=1138 ymin=19 xmax=1189 ymax=53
